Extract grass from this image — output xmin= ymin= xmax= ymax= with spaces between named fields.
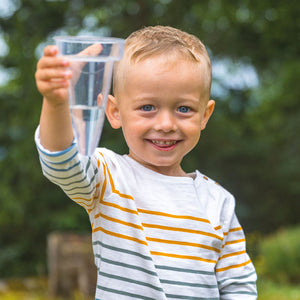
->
xmin=1 ymin=276 xmax=300 ymax=299
xmin=257 ymin=279 xmax=300 ymax=300
xmin=0 ymin=277 xmax=93 ymax=300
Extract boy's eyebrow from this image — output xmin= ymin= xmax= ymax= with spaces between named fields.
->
xmin=130 ymin=98 xmax=202 ymax=108
xmin=131 ymin=94 xmax=202 ymax=102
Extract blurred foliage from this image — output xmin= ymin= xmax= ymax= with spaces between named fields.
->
xmin=257 ymin=279 xmax=300 ymax=300
xmin=0 ymin=0 xmax=299 ymax=277
xmin=257 ymin=225 xmax=300 ymax=284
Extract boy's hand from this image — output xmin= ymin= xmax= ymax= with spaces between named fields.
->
xmin=35 ymin=44 xmax=103 ymax=106
xmin=35 ymin=45 xmax=72 ymax=106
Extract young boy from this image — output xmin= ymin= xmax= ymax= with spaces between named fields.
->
xmin=35 ymin=26 xmax=257 ymax=299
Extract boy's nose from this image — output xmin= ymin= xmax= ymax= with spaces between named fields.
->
xmin=153 ymin=110 xmax=177 ymax=132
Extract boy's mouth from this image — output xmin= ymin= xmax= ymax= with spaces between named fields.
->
xmin=151 ymin=140 xmax=177 ymax=146
xmin=147 ymin=139 xmax=179 ymax=151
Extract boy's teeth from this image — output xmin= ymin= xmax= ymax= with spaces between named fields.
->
xmin=151 ymin=140 xmax=176 ymax=145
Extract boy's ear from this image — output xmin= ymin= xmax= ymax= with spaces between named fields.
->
xmin=201 ymin=100 xmax=215 ymax=130
xmin=105 ymin=95 xmax=122 ymax=129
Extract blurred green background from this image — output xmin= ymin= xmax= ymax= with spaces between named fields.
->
xmin=0 ymin=0 xmax=299 ymax=299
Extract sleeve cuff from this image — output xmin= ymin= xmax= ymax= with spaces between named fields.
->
xmin=34 ymin=126 xmax=78 ymax=162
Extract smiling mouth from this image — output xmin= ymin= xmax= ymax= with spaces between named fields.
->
xmin=151 ymin=140 xmax=177 ymax=146
xmin=148 ymin=139 xmax=179 ymax=150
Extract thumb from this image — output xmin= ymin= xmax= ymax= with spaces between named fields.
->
xmin=78 ymin=43 xmax=103 ymax=57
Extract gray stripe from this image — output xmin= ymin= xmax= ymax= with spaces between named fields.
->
xmin=220 ymin=291 xmax=257 ymax=296
xmin=161 ymin=278 xmax=218 ymax=289
xmin=155 ymin=264 xmax=215 ymax=276
xmin=95 ymin=254 xmax=158 ymax=276
xmin=43 ymin=168 xmax=83 ymax=181
xmin=68 ymin=190 xmax=93 ymax=196
xmin=60 ymin=171 xmax=96 ymax=188
xmin=63 ymin=181 xmax=92 ymax=192
xmin=230 ymin=281 xmax=257 ymax=286
xmin=40 ymin=156 xmax=81 ymax=172
xmin=52 ymin=172 xmax=86 ymax=187
xmin=85 ymin=157 xmax=91 ymax=172
xmin=98 ymin=271 xmax=164 ymax=292
xmin=42 ymin=150 xmax=78 ymax=165
xmin=49 ymin=169 xmax=98 ymax=186
xmin=217 ymin=270 xmax=256 ymax=285
xmin=93 ymin=240 xmax=153 ymax=261
xmin=64 ymin=182 xmax=94 ymax=193
xmin=166 ymin=294 xmax=220 ymax=300
xmin=96 ymin=286 xmax=157 ymax=300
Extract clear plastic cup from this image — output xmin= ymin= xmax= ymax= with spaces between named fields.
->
xmin=54 ymin=36 xmax=125 ymax=156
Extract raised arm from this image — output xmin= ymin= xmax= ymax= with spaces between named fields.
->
xmin=35 ymin=45 xmax=74 ymax=151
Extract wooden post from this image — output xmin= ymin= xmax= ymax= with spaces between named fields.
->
xmin=47 ymin=232 xmax=97 ymax=298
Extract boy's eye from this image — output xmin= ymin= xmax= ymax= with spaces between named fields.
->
xmin=177 ymin=106 xmax=190 ymax=113
xmin=141 ymin=105 xmax=154 ymax=111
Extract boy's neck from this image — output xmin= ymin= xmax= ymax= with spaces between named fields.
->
xmin=128 ymin=153 xmax=192 ymax=178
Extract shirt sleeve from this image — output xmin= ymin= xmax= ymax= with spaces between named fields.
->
xmin=34 ymin=126 xmax=101 ymax=212
xmin=216 ymin=207 xmax=257 ymax=299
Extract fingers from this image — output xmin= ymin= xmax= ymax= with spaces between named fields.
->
xmin=35 ymin=60 xmax=72 ymax=91
xmin=79 ymin=43 xmax=103 ymax=56
xmin=37 ymin=55 xmax=69 ymax=71
xmin=37 ymin=78 xmax=69 ymax=94
xmin=36 ymin=46 xmax=71 ymax=83
xmin=35 ymin=45 xmax=71 ymax=101
xmin=36 ymin=69 xmax=68 ymax=95
xmin=43 ymin=45 xmax=58 ymax=56
xmin=36 ymin=68 xmax=72 ymax=81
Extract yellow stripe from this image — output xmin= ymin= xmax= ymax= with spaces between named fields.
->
xmin=222 ymin=238 xmax=246 ymax=248
xmin=99 ymin=152 xmax=134 ymax=200
xmin=99 ymin=161 xmax=107 ymax=202
xmin=230 ymin=227 xmax=243 ymax=232
xmin=219 ymin=250 xmax=246 ymax=260
xmin=100 ymin=200 xmax=138 ymax=215
xmin=146 ymin=236 xmax=220 ymax=253
xmin=94 ymin=212 xmax=143 ymax=231
xmin=224 ymin=227 xmax=243 ymax=236
xmin=215 ymin=259 xmax=252 ymax=272
xmin=151 ymin=251 xmax=217 ymax=264
xmin=92 ymin=226 xmax=148 ymax=246
xmin=142 ymin=223 xmax=223 ymax=241
xmin=138 ymin=208 xmax=211 ymax=224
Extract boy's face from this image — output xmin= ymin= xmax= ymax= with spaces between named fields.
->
xmin=106 ymin=54 xmax=214 ymax=176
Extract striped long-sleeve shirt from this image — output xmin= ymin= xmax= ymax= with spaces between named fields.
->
xmin=35 ymin=131 xmax=257 ymax=300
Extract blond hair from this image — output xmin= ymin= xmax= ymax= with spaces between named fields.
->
xmin=113 ymin=26 xmax=212 ymax=98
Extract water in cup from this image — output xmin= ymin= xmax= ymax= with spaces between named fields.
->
xmin=70 ymin=105 xmax=105 ymax=157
